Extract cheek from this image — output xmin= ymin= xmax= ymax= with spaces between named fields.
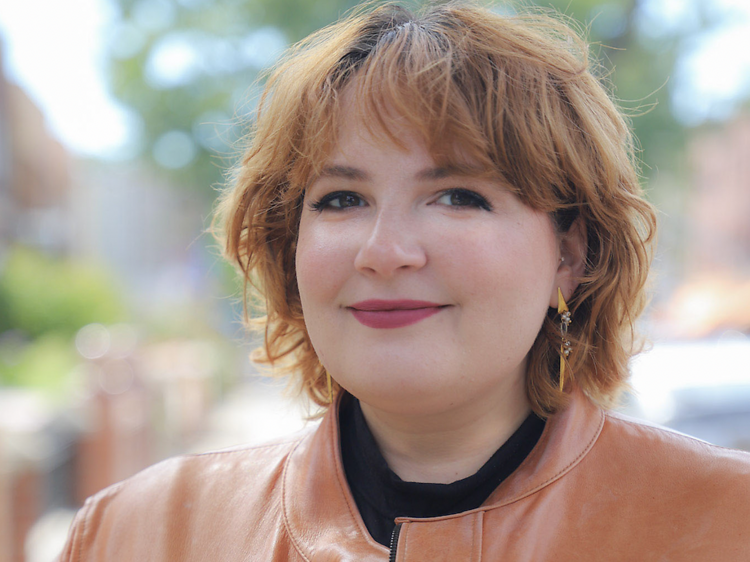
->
xmin=442 ymin=221 xmax=555 ymax=284
xmin=295 ymin=224 xmax=323 ymax=308
xmin=296 ymin=216 xmax=364 ymax=374
xmin=436 ymin=217 xmax=558 ymax=327
xmin=295 ymin=217 xmax=350 ymax=311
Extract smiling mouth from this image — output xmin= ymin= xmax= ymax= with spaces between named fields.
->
xmin=347 ymin=300 xmax=448 ymax=329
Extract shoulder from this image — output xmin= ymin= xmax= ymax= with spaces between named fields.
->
xmin=603 ymin=410 xmax=750 ymax=464
xmin=558 ymin=408 xmax=750 ymax=550
xmin=110 ymin=430 xmax=310 ymax=506
xmin=59 ymin=428 xmax=314 ymax=561
xmin=597 ymin=409 xmax=750 ymax=489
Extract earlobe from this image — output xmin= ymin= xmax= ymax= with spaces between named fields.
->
xmin=549 ymin=218 xmax=587 ymax=308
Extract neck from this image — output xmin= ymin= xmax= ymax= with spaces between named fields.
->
xmin=358 ymin=385 xmax=531 ymax=484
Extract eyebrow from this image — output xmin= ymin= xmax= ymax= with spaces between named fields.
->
xmin=316 ymin=165 xmax=471 ymax=182
xmin=317 ymin=165 xmax=369 ymax=181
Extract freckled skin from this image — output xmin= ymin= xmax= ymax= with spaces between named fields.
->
xmin=295 ymin=108 xmax=565 ymax=428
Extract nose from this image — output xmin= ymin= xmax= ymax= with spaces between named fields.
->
xmin=353 ymin=211 xmax=427 ymax=277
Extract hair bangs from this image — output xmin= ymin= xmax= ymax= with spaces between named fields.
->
xmin=290 ymin=4 xmax=602 ymax=211
xmin=294 ymin=16 xmax=501 ymax=190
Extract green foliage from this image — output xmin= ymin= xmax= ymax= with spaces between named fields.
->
xmin=0 ymin=332 xmax=78 ymax=392
xmin=0 ymin=246 xmax=127 ymax=339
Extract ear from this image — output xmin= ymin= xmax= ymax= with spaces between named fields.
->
xmin=549 ymin=217 xmax=587 ymax=308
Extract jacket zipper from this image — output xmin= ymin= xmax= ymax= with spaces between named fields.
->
xmin=388 ymin=523 xmax=402 ymax=562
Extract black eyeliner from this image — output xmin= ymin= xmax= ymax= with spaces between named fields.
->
xmin=443 ymin=188 xmax=493 ymax=211
xmin=308 ymin=190 xmax=361 ymax=212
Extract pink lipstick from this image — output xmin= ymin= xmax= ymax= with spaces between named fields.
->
xmin=348 ymin=299 xmax=446 ymax=329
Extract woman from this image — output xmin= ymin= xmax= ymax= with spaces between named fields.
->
xmin=60 ymin=2 xmax=750 ymax=560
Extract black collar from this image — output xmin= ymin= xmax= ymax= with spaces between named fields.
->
xmin=339 ymin=394 xmax=546 ymax=546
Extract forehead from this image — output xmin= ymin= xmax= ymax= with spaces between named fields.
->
xmin=331 ymin=102 xmax=427 ymax=162
xmin=334 ymin=84 xmax=423 ymax=150
xmin=319 ymin=85 xmax=498 ymax=182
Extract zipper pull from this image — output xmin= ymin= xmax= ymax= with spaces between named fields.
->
xmin=388 ymin=523 xmax=402 ymax=562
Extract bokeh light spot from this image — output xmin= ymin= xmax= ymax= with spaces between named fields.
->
xmin=153 ymin=130 xmax=197 ymax=169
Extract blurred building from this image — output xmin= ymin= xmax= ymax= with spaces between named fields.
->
xmin=650 ymin=115 xmax=750 ymax=339
xmin=631 ymin=115 xmax=750 ymax=455
xmin=0 ymin=41 xmax=72 ymax=260
xmin=68 ymin=160 xmax=214 ymax=318
xmin=687 ymin=115 xmax=750 ymax=274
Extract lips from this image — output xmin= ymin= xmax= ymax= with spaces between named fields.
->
xmin=347 ymin=299 xmax=447 ymax=329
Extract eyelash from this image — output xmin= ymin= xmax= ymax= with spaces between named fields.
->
xmin=308 ymin=191 xmax=364 ymax=212
xmin=308 ymin=188 xmax=493 ymax=212
xmin=436 ymin=188 xmax=493 ymax=211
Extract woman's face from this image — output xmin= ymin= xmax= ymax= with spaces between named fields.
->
xmin=296 ymin=110 xmax=564 ymax=417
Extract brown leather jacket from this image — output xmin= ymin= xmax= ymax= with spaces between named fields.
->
xmin=60 ymin=389 xmax=750 ymax=561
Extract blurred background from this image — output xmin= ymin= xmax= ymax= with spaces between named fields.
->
xmin=0 ymin=0 xmax=749 ymax=559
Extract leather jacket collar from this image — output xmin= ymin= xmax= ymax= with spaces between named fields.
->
xmin=282 ymin=389 xmax=604 ymax=559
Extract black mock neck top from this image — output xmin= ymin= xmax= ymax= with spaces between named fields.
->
xmin=339 ymin=394 xmax=546 ymax=547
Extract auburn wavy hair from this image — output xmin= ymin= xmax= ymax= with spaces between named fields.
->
xmin=213 ymin=1 xmax=657 ymax=416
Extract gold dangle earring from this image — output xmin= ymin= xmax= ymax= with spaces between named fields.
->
xmin=557 ymin=287 xmax=572 ymax=390
xmin=326 ymin=371 xmax=333 ymax=404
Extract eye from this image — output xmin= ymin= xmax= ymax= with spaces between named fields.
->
xmin=309 ymin=191 xmax=366 ymax=211
xmin=435 ymin=188 xmax=492 ymax=211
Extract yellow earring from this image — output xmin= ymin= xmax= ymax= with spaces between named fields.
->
xmin=557 ymin=287 xmax=572 ymax=390
xmin=326 ymin=371 xmax=333 ymax=404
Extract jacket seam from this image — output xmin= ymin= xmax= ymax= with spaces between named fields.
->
xmin=190 ymin=438 xmax=305 ymax=458
xmin=280 ymin=437 xmax=313 ymax=562
xmin=74 ymin=499 xmax=88 ymax=562
xmin=478 ymin=405 xmax=605 ymax=511
xmin=470 ymin=512 xmax=477 ymax=561
xmin=329 ymin=410 xmax=384 ymax=550
xmin=401 ymin=522 xmax=411 ymax=561
xmin=474 ymin=511 xmax=483 ymax=561
xmin=604 ymin=412 xmax=750 ymax=456
xmin=71 ymin=441 xmax=301 ymax=522
xmin=281 ymin=403 xmax=386 ymax=559
xmin=396 ymin=406 xmax=606 ymax=523
xmin=481 ymin=404 xmax=605 ymax=509
xmin=71 ymin=480 xmax=127 ymax=561
xmin=520 ymin=406 xmax=604 ymax=490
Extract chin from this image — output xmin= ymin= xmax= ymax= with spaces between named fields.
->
xmin=337 ymin=361 xmax=462 ymax=413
